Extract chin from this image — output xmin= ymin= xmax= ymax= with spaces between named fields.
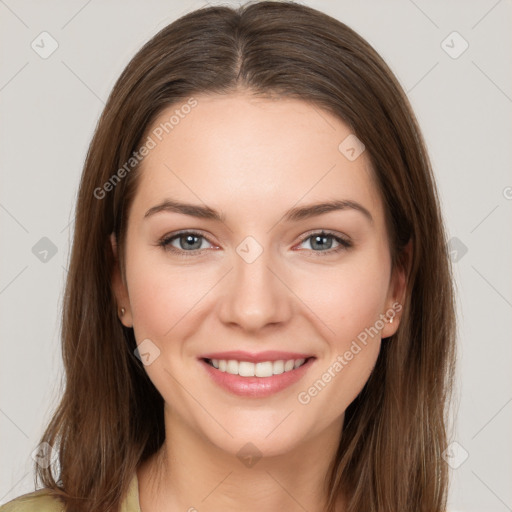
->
xmin=198 ymin=413 xmax=312 ymax=460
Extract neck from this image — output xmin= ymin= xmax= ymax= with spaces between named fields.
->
xmin=137 ymin=405 xmax=346 ymax=512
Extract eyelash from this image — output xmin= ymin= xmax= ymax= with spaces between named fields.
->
xmin=157 ymin=230 xmax=352 ymax=258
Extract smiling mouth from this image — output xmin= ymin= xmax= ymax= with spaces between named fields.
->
xmin=202 ymin=357 xmax=313 ymax=377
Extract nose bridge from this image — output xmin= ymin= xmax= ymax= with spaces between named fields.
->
xmin=218 ymin=235 xmax=293 ymax=331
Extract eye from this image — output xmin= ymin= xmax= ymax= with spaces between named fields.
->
xmin=158 ymin=230 xmax=214 ymax=257
xmin=157 ymin=229 xmax=352 ymax=258
xmin=296 ymin=231 xmax=352 ymax=255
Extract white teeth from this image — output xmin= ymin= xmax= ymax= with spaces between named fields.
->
xmin=255 ymin=361 xmax=273 ymax=377
xmin=208 ymin=358 xmax=308 ymax=377
xmin=239 ymin=361 xmax=255 ymax=377
xmin=284 ymin=360 xmax=295 ymax=372
xmin=226 ymin=360 xmax=238 ymax=374
xmin=273 ymin=360 xmax=284 ymax=374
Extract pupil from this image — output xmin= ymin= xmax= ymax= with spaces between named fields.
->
xmin=183 ymin=234 xmax=200 ymax=250
xmin=312 ymin=234 xmax=331 ymax=250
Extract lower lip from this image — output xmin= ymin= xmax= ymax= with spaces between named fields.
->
xmin=199 ymin=358 xmax=315 ymax=398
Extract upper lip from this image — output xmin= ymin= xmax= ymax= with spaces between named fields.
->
xmin=199 ymin=350 xmax=315 ymax=363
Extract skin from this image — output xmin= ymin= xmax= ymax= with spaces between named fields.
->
xmin=111 ymin=91 xmax=408 ymax=511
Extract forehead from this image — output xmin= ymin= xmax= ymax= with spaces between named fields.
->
xmin=131 ymin=93 xmax=385 ymax=227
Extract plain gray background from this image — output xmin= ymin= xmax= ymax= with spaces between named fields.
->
xmin=1 ymin=1 xmax=511 ymax=510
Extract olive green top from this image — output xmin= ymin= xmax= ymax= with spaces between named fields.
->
xmin=0 ymin=472 xmax=140 ymax=512
xmin=1 ymin=475 xmax=453 ymax=511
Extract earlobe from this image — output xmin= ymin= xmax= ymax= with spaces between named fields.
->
xmin=382 ymin=239 xmax=413 ymax=339
xmin=110 ymin=232 xmax=134 ymax=328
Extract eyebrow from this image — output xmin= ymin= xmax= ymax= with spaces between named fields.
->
xmin=144 ymin=198 xmax=373 ymax=224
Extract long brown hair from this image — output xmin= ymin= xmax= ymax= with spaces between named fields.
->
xmin=34 ymin=2 xmax=456 ymax=510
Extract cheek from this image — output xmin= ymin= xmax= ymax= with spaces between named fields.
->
xmin=294 ymin=261 xmax=387 ymax=414
xmin=294 ymin=254 xmax=390 ymax=348
xmin=125 ymin=245 xmax=208 ymax=342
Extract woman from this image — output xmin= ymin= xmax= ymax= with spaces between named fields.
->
xmin=1 ymin=1 xmax=456 ymax=511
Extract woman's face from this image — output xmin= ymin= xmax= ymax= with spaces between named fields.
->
xmin=112 ymin=92 xmax=405 ymax=459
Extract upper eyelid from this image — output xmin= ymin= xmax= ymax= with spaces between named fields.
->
xmin=160 ymin=229 xmax=350 ymax=248
xmin=162 ymin=229 xmax=217 ymax=246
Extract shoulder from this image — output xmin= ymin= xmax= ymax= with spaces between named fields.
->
xmin=0 ymin=489 xmax=64 ymax=512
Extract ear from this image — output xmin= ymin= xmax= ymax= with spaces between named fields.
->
xmin=381 ymin=239 xmax=412 ymax=339
xmin=110 ymin=232 xmax=133 ymax=328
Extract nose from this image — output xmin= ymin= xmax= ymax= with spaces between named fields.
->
xmin=217 ymin=242 xmax=294 ymax=333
